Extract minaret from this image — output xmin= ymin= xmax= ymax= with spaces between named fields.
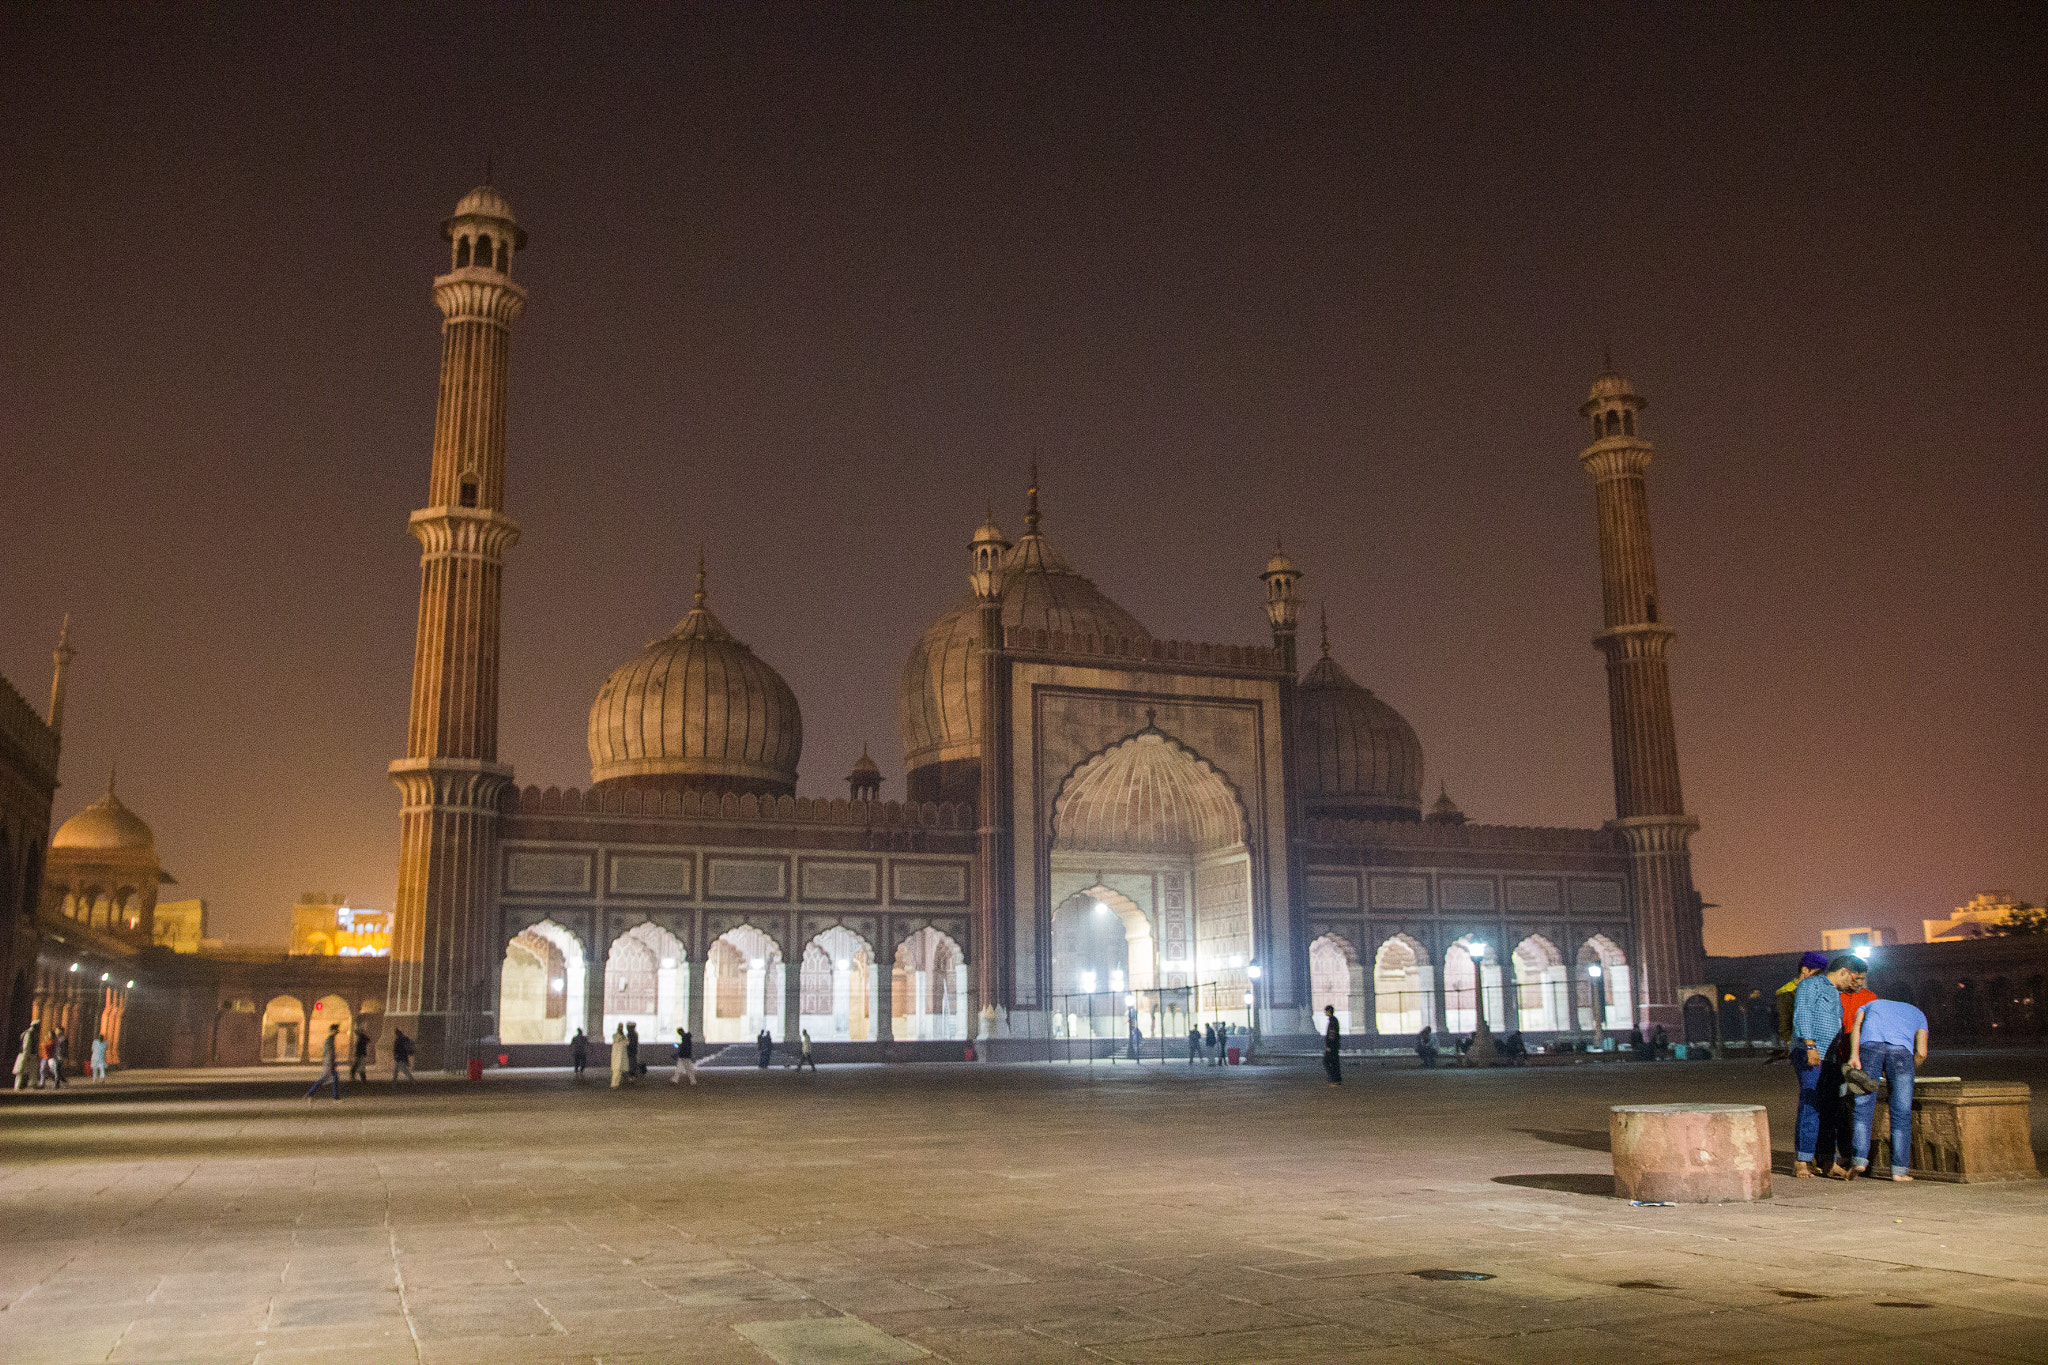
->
xmin=48 ymin=615 xmax=74 ymax=743
xmin=846 ymin=745 xmax=882 ymax=802
xmin=970 ymin=497 xmax=1013 ymax=1037
xmin=385 ymin=185 xmax=528 ymax=1070
xmin=1579 ymin=361 xmax=1704 ymax=1026
xmin=1261 ymin=542 xmax=1303 ymax=673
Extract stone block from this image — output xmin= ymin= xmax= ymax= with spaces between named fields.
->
xmin=1902 ymin=1080 xmax=2039 ymax=1183
xmin=1610 ymin=1102 xmax=1771 ymax=1203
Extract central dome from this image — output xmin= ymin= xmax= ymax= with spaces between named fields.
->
xmin=588 ymin=569 xmax=802 ymax=796
xmin=901 ymin=508 xmax=1151 ymax=801
xmin=52 ymin=777 xmax=155 ymax=852
xmin=1295 ymin=641 xmax=1424 ymax=823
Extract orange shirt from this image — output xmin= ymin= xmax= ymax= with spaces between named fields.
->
xmin=1838 ymin=988 xmax=1878 ymax=1037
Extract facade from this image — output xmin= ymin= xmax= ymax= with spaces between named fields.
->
xmin=1925 ymin=892 xmax=2032 ymax=943
xmin=289 ymin=894 xmax=392 ymax=957
xmin=0 ymin=663 xmax=60 ymax=1048
xmin=1821 ymin=925 xmax=1894 ymax=952
xmin=152 ymin=898 xmax=211 ymax=953
xmin=387 ymin=187 xmax=1708 ymax=1068
xmin=1703 ymin=938 xmax=2048 ymax=1050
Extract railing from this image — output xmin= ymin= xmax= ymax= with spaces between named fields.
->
xmin=506 ymin=784 xmax=974 ymax=829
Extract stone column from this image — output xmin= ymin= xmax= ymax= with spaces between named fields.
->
xmin=683 ymin=959 xmax=704 ymax=1043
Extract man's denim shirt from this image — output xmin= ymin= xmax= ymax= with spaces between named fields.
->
xmin=1791 ymin=973 xmax=1842 ymax=1046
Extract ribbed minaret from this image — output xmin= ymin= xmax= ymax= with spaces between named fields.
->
xmin=1579 ymin=362 xmax=1704 ymax=1027
xmin=385 ymin=185 xmax=527 ymax=1070
xmin=48 ymin=614 xmax=73 ymax=743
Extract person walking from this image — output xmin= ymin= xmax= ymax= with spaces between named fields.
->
xmin=1187 ymin=1025 xmax=1201 ymax=1064
xmin=39 ymin=1029 xmax=62 ymax=1088
xmin=570 ymin=1028 xmax=589 ymax=1079
xmin=794 ymin=1028 xmax=817 ymax=1072
xmin=756 ymin=1028 xmax=773 ymax=1069
xmin=672 ymin=1027 xmax=696 ymax=1086
xmin=53 ymin=1028 xmax=69 ymax=1083
xmin=1790 ymin=955 xmax=1862 ymax=1177
xmin=13 ymin=1030 xmax=32 ymax=1090
xmin=304 ymin=1023 xmax=343 ymax=1101
xmin=90 ymin=1034 xmax=108 ymax=1081
xmin=1851 ymin=994 xmax=1930 ymax=1181
xmin=349 ymin=1027 xmax=372 ymax=1083
xmin=391 ymin=1029 xmax=415 ymax=1082
xmin=625 ymin=1022 xmax=641 ymax=1080
xmin=609 ymin=1024 xmax=628 ymax=1088
xmin=1771 ymin=951 xmax=1828 ymax=1064
xmin=1321 ymin=1005 xmax=1343 ymax=1086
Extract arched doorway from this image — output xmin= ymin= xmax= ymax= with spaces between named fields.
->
xmin=893 ymin=926 xmax=967 ymax=1040
xmin=1373 ymin=934 xmax=1434 ymax=1034
xmin=1575 ymin=935 xmax=1632 ymax=1031
xmin=1510 ymin=935 xmax=1569 ymax=1032
xmin=604 ymin=923 xmax=687 ymax=1043
xmin=260 ymin=995 xmax=305 ymax=1062
xmin=705 ymin=925 xmax=782 ymax=1043
xmin=499 ymin=921 xmax=586 ymax=1043
xmin=309 ymin=994 xmax=353 ymax=1057
xmin=1309 ymin=934 xmax=1363 ymax=1034
xmin=1443 ymin=935 xmax=1505 ymax=1034
xmin=801 ymin=926 xmax=875 ymax=1043
xmin=1050 ymin=725 xmax=1254 ymax=1033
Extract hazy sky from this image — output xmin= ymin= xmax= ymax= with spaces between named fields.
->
xmin=3 ymin=5 xmax=2042 ymax=953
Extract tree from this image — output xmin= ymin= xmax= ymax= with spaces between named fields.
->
xmin=1986 ymin=902 xmax=2048 ymax=938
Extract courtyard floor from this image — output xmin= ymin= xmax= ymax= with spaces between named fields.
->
xmin=3 ymin=1052 xmax=2046 ymax=1364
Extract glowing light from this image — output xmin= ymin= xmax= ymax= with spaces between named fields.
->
xmin=1247 ymin=963 xmax=1262 ymax=980
xmin=100 ymin=972 xmax=109 ymax=982
xmin=550 ymin=977 xmax=565 ymax=990
xmin=750 ymin=959 xmax=765 ymax=969
xmin=835 ymin=959 xmax=849 ymax=970
xmin=1229 ymin=954 xmax=1245 ymax=968
xmin=1243 ymin=991 xmax=1255 ymax=1005
xmin=1094 ymin=901 xmax=1109 ymax=916
xmin=1468 ymin=941 xmax=1488 ymax=961
xmin=69 ymin=963 xmax=78 ymax=972
xmin=1080 ymin=970 xmax=1098 ymax=993
xmin=1125 ymin=994 xmax=1137 ymax=1007
xmin=1109 ymin=969 xmax=1125 ymax=991
xmin=1587 ymin=964 xmax=1603 ymax=978
xmin=126 ymin=980 xmax=134 ymax=988
xmin=661 ymin=957 xmax=676 ymax=968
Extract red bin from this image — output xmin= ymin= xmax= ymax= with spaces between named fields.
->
xmin=1227 ymin=1047 xmax=1241 ymax=1065
xmin=467 ymin=1058 xmax=484 ymax=1080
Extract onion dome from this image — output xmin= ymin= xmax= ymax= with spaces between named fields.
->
xmin=51 ymin=771 xmax=154 ymax=852
xmin=587 ymin=560 xmax=801 ymax=796
xmin=1425 ymin=783 xmax=1467 ymax=826
xmin=441 ymin=183 xmax=527 ymax=248
xmin=901 ymin=481 xmax=1151 ymax=793
xmin=1295 ymin=627 xmax=1423 ymax=822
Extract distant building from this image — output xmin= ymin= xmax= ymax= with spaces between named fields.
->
xmin=289 ymin=894 xmax=391 ymax=958
xmin=1925 ymin=892 xmax=2029 ymax=944
xmin=1822 ymin=926 xmax=1893 ymax=953
xmin=151 ymin=898 xmax=219 ymax=954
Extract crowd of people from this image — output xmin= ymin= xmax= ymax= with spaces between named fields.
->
xmin=1783 ymin=951 xmax=1930 ymax=1181
xmin=11 ymin=1020 xmax=104 ymax=1088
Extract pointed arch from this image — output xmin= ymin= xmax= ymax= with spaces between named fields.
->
xmin=500 ymin=920 xmax=587 ymax=1044
xmin=1510 ymin=934 xmax=1570 ymax=1032
xmin=705 ymin=924 xmax=783 ymax=1042
xmin=801 ymin=924 xmax=876 ymax=1042
xmin=893 ymin=925 xmax=968 ymax=1040
xmin=1575 ymin=934 xmax=1631 ymax=1030
xmin=1373 ymin=933 xmax=1434 ymax=1034
xmin=604 ymin=922 xmax=687 ymax=1042
xmin=1052 ymin=728 xmax=1248 ymax=855
xmin=1309 ymin=933 xmax=1364 ymax=1034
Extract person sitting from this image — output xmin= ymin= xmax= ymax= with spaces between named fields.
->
xmin=1501 ymin=1031 xmax=1529 ymax=1065
xmin=1414 ymin=1025 xmax=1438 ymax=1069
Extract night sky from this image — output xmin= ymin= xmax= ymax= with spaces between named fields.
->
xmin=3 ymin=5 xmax=2043 ymax=954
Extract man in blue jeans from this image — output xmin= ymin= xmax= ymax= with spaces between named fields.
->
xmin=1790 ymin=955 xmax=1863 ymax=1177
xmin=1851 ymin=996 xmax=1931 ymax=1181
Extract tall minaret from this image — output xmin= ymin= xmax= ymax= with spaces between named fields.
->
xmin=1579 ymin=362 xmax=1703 ymax=1027
xmin=385 ymin=185 xmax=527 ymax=1070
xmin=48 ymin=615 xmax=74 ymax=743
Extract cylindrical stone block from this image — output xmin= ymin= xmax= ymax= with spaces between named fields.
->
xmin=1610 ymin=1102 xmax=1771 ymax=1203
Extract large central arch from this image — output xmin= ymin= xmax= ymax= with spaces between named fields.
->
xmin=1049 ymin=725 xmax=1255 ymax=1035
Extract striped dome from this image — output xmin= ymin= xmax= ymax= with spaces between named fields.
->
xmin=587 ymin=584 xmax=801 ymax=795
xmin=900 ymin=532 xmax=1151 ymax=774
xmin=1295 ymin=653 xmax=1423 ymax=821
xmin=1053 ymin=728 xmax=1246 ymax=855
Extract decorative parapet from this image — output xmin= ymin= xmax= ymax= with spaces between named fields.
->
xmin=0 ymin=673 xmax=58 ymax=780
xmin=1001 ymin=626 xmax=1280 ymax=671
xmin=507 ymin=784 xmax=974 ymax=829
xmin=1305 ymin=815 xmax=1622 ymax=854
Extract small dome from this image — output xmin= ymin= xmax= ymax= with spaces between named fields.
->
xmin=1426 ymin=783 xmax=1467 ymax=826
xmin=901 ymin=528 xmax=1152 ymax=779
xmin=1296 ymin=652 xmax=1423 ymax=821
xmin=1264 ymin=548 xmax=1299 ymax=579
xmin=971 ymin=511 xmax=1009 ymax=550
xmin=1585 ymin=360 xmax=1642 ymax=408
xmin=847 ymin=746 xmax=881 ymax=782
xmin=588 ymin=571 xmax=801 ymax=795
xmin=53 ymin=777 xmax=154 ymax=853
xmin=441 ymin=184 xmax=528 ymax=248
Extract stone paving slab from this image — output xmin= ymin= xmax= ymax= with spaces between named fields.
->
xmin=3 ymin=1054 xmax=2044 ymax=1363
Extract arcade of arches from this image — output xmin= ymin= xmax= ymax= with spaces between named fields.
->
xmin=1311 ymin=930 xmax=1636 ymax=1038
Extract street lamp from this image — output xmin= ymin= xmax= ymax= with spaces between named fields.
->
xmin=1586 ymin=963 xmax=1606 ymax=1047
xmin=1467 ymin=942 xmax=1489 ymax=1032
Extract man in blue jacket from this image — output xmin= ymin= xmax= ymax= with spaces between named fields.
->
xmin=1790 ymin=955 xmax=1864 ymax=1177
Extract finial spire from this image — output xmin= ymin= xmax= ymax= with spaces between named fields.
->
xmin=1025 ymin=457 xmax=1041 ymax=537
xmin=1319 ymin=605 xmax=1330 ymax=659
xmin=48 ymin=614 xmax=75 ymax=740
xmin=694 ymin=548 xmax=708 ymax=610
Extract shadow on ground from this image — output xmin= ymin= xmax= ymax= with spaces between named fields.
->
xmin=1514 ymin=1127 xmax=1611 ymax=1152
xmin=1493 ymin=1172 xmax=1617 ymax=1196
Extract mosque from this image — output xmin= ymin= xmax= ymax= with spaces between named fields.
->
xmin=385 ymin=186 xmax=1707 ymax=1068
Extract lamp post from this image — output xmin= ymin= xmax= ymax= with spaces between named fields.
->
xmin=1467 ymin=941 xmax=1489 ymax=1033
xmin=1587 ymin=963 xmax=1606 ymax=1050
xmin=1246 ymin=962 xmax=1262 ymax=1058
